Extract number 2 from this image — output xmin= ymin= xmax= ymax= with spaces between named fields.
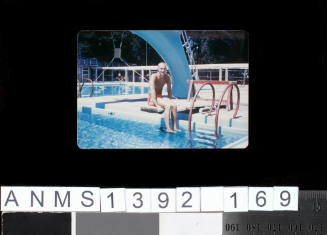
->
xmin=182 ymin=191 xmax=192 ymax=208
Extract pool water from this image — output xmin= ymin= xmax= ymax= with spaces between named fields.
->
xmin=77 ymin=112 xmax=247 ymax=149
xmin=80 ymin=83 xmax=149 ymax=97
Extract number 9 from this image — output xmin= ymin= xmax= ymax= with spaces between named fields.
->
xmin=280 ymin=190 xmax=290 ymax=207
xmin=158 ymin=192 xmax=169 ymax=208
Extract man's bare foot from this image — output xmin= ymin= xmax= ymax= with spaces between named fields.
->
xmin=174 ymin=128 xmax=182 ymax=132
xmin=166 ymin=129 xmax=176 ymax=133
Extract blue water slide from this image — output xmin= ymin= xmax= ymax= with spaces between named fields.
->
xmin=130 ymin=30 xmax=192 ymax=98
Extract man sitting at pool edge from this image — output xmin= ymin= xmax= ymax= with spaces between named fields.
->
xmin=148 ymin=62 xmax=182 ymax=133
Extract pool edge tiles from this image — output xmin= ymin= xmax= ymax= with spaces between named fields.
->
xmin=85 ymin=81 xmax=149 ymax=86
xmin=77 ymin=93 xmax=149 ymax=107
xmin=79 ymin=82 xmax=151 ymax=98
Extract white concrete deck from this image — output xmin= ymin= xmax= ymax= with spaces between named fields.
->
xmin=77 ymin=85 xmax=249 ymax=131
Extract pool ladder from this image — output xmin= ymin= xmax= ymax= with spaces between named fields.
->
xmin=82 ymin=67 xmax=90 ymax=81
xmin=188 ymin=82 xmax=240 ymax=138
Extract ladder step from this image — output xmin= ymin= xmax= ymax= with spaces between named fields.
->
xmin=192 ymin=138 xmax=216 ymax=147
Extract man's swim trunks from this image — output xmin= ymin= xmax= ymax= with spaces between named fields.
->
xmin=147 ymin=93 xmax=163 ymax=105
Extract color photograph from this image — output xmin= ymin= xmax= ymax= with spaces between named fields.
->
xmin=77 ymin=30 xmax=249 ymax=149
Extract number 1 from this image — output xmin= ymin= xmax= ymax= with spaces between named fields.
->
xmin=107 ymin=192 xmax=114 ymax=208
xmin=230 ymin=192 xmax=237 ymax=208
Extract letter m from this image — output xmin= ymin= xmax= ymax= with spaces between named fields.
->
xmin=55 ymin=191 xmax=71 ymax=207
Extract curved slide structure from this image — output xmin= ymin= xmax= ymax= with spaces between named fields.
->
xmin=130 ymin=30 xmax=192 ymax=98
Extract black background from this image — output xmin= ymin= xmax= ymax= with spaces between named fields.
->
xmin=0 ymin=0 xmax=326 ymax=189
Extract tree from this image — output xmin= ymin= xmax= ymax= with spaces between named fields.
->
xmin=77 ymin=30 xmax=249 ymax=65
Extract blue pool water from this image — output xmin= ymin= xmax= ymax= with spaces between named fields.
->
xmin=80 ymin=83 xmax=149 ymax=97
xmin=77 ymin=112 xmax=247 ymax=149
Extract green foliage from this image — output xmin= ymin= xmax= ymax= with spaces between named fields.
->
xmin=77 ymin=31 xmax=248 ymax=65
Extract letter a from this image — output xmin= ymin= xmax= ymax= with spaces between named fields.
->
xmin=5 ymin=190 xmax=19 ymax=207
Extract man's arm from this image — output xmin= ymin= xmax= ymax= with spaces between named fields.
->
xmin=149 ymin=74 xmax=159 ymax=106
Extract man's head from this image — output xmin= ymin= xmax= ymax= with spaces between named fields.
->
xmin=158 ymin=62 xmax=168 ymax=75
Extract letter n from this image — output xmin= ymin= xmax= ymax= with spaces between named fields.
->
xmin=31 ymin=190 xmax=44 ymax=207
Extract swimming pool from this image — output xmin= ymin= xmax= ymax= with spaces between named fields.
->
xmin=77 ymin=111 xmax=248 ymax=149
xmin=79 ymin=82 xmax=151 ymax=98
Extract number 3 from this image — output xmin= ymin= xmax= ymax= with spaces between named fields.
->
xmin=133 ymin=192 xmax=143 ymax=208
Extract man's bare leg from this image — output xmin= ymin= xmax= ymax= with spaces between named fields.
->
xmin=164 ymin=106 xmax=175 ymax=133
xmin=171 ymin=104 xmax=182 ymax=132
xmin=157 ymin=98 xmax=175 ymax=133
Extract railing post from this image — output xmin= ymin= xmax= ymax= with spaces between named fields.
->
xmin=227 ymin=82 xmax=234 ymax=110
xmin=229 ymin=85 xmax=233 ymax=110
xmin=219 ymin=68 xmax=222 ymax=81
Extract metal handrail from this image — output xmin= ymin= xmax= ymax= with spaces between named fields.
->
xmin=188 ymin=82 xmax=216 ymax=134
xmin=214 ymin=84 xmax=240 ymax=138
xmin=79 ymin=78 xmax=94 ymax=97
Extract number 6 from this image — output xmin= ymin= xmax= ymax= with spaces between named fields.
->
xmin=256 ymin=191 xmax=266 ymax=207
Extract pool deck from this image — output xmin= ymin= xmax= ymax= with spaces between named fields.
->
xmin=78 ymin=85 xmax=248 ymax=136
